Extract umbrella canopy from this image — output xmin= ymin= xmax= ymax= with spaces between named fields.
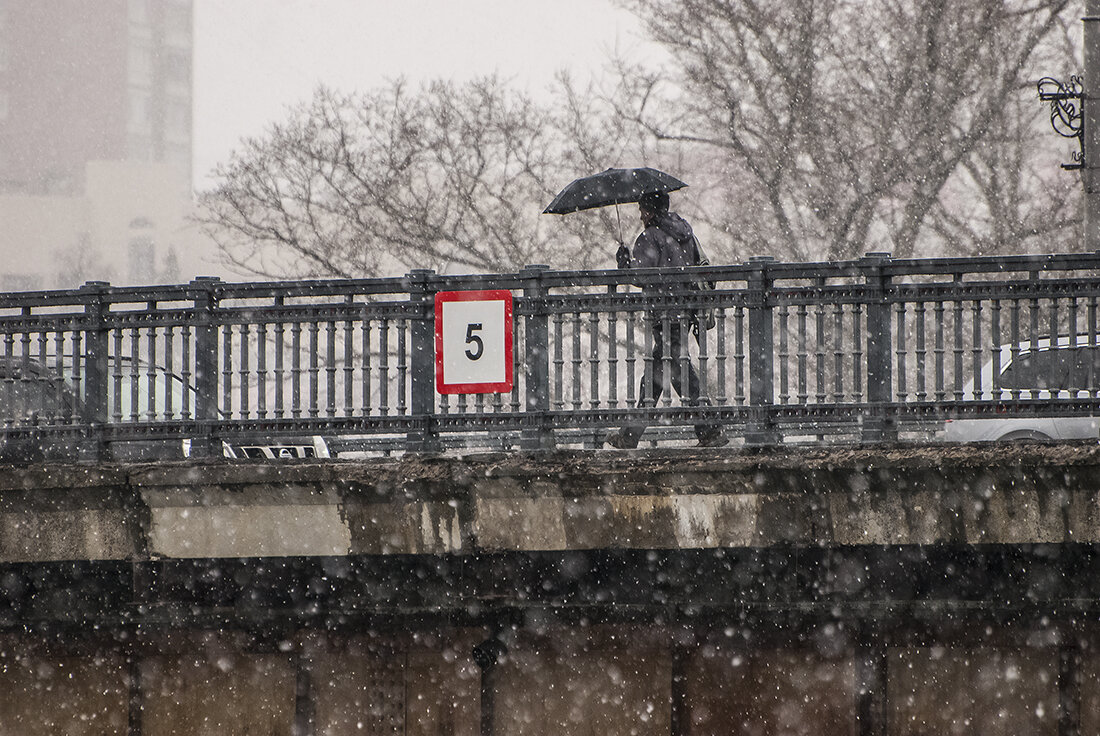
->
xmin=543 ymin=167 xmax=687 ymax=214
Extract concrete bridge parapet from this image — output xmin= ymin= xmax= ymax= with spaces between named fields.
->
xmin=2 ymin=443 xmax=1099 ymax=564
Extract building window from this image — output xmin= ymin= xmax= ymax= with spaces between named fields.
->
xmin=128 ymin=0 xmax=148 ymax=26
xmin=128 ymin=41 xmax=153 ymax=86
xmin=165 ymin=3 xmax=192 ymax=36
xmin=166 ymin=99 xmax=190 ymax=140
xmin=128 ymin=134 xmax=152 ymax=160
xmin=165 ymin=49 xmax=190 ymax=85
xmin=127 ymin=90 xmax=150 ymax=133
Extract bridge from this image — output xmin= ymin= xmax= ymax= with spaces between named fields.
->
xmin=1 ymin=250 xmax=1100 ymax=457
xmin=1 ymin=253 xmax=1100 ymax=735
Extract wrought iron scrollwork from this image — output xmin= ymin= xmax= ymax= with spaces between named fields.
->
xmin=1037 ymin=75 xmax=1084 ymax=170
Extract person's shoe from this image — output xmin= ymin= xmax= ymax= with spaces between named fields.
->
xmin=696 ymin=431 xmax=730 ymax=448
xmin=604 ymin=430 xmax=639 ymax=449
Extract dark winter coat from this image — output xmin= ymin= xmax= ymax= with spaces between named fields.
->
xmin=620 ymin=212 xmax=701 ymax=298
xmin=630 ymin=212 xmax=698 ymax=270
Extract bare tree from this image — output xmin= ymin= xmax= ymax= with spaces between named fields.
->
xmin=197 ymin=77 xmax=629 ymax=279
xmin=614 ymin=0 xmax=1076 ymax=262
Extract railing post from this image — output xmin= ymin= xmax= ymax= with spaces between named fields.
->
xmin=520 ymin=264 xmax=554 ymax=450
xmin=746 ymin=256 xmax=776 ymax=445
xmin=190 ymin=277 xmax=221 ymax=458
xmin=406 ymin=269 xmax=440 ymax=453
xmin=862 ymin=253 xmax=895 ymax=442
xmin=79 ymin=281 xmax=110 ymax=460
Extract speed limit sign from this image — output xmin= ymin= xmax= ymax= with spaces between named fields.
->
xmin=434 ymin=290 xmax=514 ymax=394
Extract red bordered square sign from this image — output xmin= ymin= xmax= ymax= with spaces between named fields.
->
xmin=434 ymin=290 xmax=514 ymax=394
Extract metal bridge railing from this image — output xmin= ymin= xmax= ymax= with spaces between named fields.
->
xmin=1 ymin=251 xmax=1099 ymax=459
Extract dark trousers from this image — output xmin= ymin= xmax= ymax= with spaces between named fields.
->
xmin=618 ymin=319 xmax=721 ymax=444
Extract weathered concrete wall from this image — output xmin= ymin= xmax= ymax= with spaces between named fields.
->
xmin=1 ymin=443 xmax=1100 ymax=561
xmin=0 ymin=626 xmax=1093 ymax=736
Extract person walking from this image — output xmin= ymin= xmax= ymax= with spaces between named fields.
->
xmin=604 ymin=191 xmax=728 ymax=449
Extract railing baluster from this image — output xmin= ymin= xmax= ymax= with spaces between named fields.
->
xmin=895 ymin=302 xmax=907 ymax=402
xmin=378 ymin=318 xmax=390 ymax=416
xmin=36 ymin=330 xmax=49 ymax=421
xmin=553 ymin=312 xmax=565 ymax=411
xmin=146 ymin=323 xmax=157 ymax=421
xmin=991 ymin=300 xmax=1001 ymax=401
xmin=836 ymin=302 xmax=846 ymax=402
xmin=778 ymin=303 xmax=790 ymax=405
xmin=1051 ymin=296 xmax=1061 ymax=350
xmin=308 ymin=320 xmax=319 ymax=419
xmin=112 ymin=331 xmax=123 ymax=423
xmin=396 ymin=317 xmax=408 ymax=417
xmin=915 ymin=302 xmax=926 ymax=401
xmin=510 ymin=317 xmax=522 ymax=414
xmin=797 ymin=303 xmax=808 ymax=405
xmin=53 ymin=329 xmax=66 ymax=423
xmin=678 ymin=312 xmax=690 ymax=407
xmin=1070 ymin=296 xmax=1080 ymax=396
xmin=361 ymin=314 xmax=372 ymax=416
xmin=239 ymin=324 xmax=251 ymax=419
xmin=934 ymin=300 xmax=945 ymax=402
xmin=2 ymin=333 xmax=13 ymax=425
xmin=716 ymin=308 xmax=728 ymax=406
xmin=971 ymin=301 xmax=982 ymax=401
xmin=953 ymin=290 xmax=964 ymax=402
xmin=274 ymin=302 xmax=285 ymax=419
xmin=852 ymin=304 xmax=864 ymax=403
xmin=19 ymin=326 xmax=30 ymax=420
xmin=1029 ymin=274 xmax=1040 ymax=353
xmin=815 ymin=296 xmax=826 ymax=404
xmin=343 ymin=298 xmax=354 ymax=417
xmin=181 ymin=324 xmax=192 ymax=421
xmin=608 ymin=287 xmax=619 ymax=410
xmin=571 ymin=311 xmax=582 ymax=411
xmin=164 ymin=326 xmax=175 ymax=420
xmin=1010 ymin=299 xmax=1022 ymax=401
xmin=626 ymin=309 xmax=637 ymax=408
xmin=698 ymin=308 xmax=710 ymax=400
xmin=291 ymin=321 xmax=303 ymax=419
xmin=732 ymin=305 xmax=743 ymax=405
xmin=642 ymin=317 xmax=655 ymax=408
xmin=1090 ymin=296 xmax=1098 ymax=399
xmin=222 ymin=324 xmax=233 ymax=419
xmin=659 ymin=312 xmax=672 ymax=408
xmin=327 ymin=320 xmax=337 ymax=419
xmin=589 ymin=311 xmax=600 ymax=409
xmin=257 ymin=323 xmax=267 ymax=419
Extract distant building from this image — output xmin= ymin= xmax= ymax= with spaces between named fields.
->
xmin=0 ymin=0 xmax=215 ymax=288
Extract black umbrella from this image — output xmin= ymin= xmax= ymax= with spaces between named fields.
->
xmin=543 ymin=167 xmax=687 ymax=245
xmin=543 ymin=167 xmax=687 ymax=214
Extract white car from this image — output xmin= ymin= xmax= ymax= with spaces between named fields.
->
xmin=0 ymin=356 xmax=328 ymax=461
xmin=941 ymin=336 xmax=1100 ymax=442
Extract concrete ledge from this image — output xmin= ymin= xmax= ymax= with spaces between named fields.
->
xmin=0 ymin=443 xmax=1097 ymax=561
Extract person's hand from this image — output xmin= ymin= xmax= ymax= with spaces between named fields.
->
xmin=616 ymin=243 xmax=631 ymax=269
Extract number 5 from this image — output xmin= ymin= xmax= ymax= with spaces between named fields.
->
xmin=465 ymin=323 xmax=484 ymax=360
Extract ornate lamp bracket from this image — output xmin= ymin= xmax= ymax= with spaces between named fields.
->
xmin=1038 ymin=75 xmax=1084 ymax=170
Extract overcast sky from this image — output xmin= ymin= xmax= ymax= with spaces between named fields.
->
xmin=192 ymin=1 xmax=654 ymax=188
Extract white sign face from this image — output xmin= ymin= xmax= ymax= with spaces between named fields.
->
xmin=434 ymin=290 xmax=514 ymax=394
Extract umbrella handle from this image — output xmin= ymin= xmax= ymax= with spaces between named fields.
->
xmin=615 ymin=204 xmax=623 ymax=245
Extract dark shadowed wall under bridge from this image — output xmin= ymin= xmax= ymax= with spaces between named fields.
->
xmin=0 ymin=443 xmax=1099 ymax=735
